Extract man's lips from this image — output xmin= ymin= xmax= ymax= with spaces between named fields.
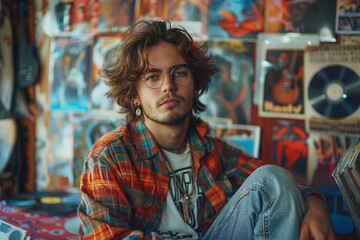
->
xmin=159 ymin=98 xmax=181 ymax=106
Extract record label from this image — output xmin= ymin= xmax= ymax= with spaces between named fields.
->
xmin=6 ymin=191 xmax=81 ymax=215
xmin=308 ymin=65 xmax=360 ymax=119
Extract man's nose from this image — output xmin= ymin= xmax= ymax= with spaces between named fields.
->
xmin=161 ymin=73 xmax=176 ymax=93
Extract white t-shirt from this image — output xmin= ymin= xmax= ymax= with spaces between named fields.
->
xmin=156 ymin=148 xmax=204 ymax=239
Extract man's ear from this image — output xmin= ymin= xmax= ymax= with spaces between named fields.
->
xmin=194 ymin=91 xmax=199 ymax=98
xmin=132 ymin=95 xmax=140 ymax=106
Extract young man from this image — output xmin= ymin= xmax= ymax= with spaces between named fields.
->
xmin=78 ymin=20 xmax=335 ymax=239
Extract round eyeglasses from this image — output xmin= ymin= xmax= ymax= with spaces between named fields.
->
xmin=142 ymin=64 xmax=192 ymax=89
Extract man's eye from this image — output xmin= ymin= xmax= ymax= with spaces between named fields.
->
xmin=174 ymin=71 xmax=187 ymax=77
xmin=173 ymin=67 xmax=190 ymax=78
xmin=146 ymin=73 xmax=160 ymax=81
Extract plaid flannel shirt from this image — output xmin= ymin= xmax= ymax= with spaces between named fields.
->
xmin=78 ymin=118 xmax=316 ymax=239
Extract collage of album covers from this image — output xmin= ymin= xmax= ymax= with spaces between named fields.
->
xmin=200 ymin=40 xmax=254 ymax=124
xmin=31 ymin=0 xmax=360 ymax=199
xmin=49 ymin=0 xmax=210 ymax=36
xmin=336 ymin=0 xmax=360 ymax=34
xmin=333 ymin=140 xmax=360 ymax=234
xmin=255 ymin=33 xmax=319 ymax=118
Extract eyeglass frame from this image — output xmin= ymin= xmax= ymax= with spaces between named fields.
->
xmin=141 ymin=64 xmax=193 ymax=89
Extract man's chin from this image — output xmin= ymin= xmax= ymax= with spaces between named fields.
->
xmin=144 ymin=110 xmax=190 ymax=126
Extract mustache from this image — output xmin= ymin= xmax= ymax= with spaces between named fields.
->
xmin=156 ymin=93 xmax=185 ymax=106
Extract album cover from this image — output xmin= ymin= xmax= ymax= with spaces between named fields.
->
xmin=200 ymin=40 xmax=254 ymax=124
xmin=47 ymin=111 xmax=74 ymax=191
xmin=336 ymin=0 xmax=360 ymax=34
xmin=50 ymin=0 xmax=96 ymax=35
xmin=134 ymin=0 xmax=168 ymax=21
xmin=304 ymin=44 xmax=360 ymax=135
xmin=96 ymin=0 xmax=136 ymax=33
xmin=256 ymin=34 xmax=319 ymax=118
xmin=207 ymin=123 xmax=261 ymax=158
xmin=273 ymin=120 xmax=308 ymax=184
xmin=264 ymin=0 xmax=336 ymax=42
xmin=341 ymin=35 xmax=360 ymax=45
xmin=91 ymin=36 xmax=123 ymax=110
xmin=49 ymin=37 xmax=92 ymax=112
xmin=208 ymin=0 xmax=265 ymax=40
xmin=167 ymin=0 xmax=209 ymax=35
xmin=254 ymin=33 xmax=319 ymax=106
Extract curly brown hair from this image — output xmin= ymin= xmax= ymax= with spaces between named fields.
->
xmin=100 ymin=19 xmax=218 ymax=122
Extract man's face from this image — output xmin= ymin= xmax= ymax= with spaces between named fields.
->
xmin=134 ymin=41 xmax=195 ymax=126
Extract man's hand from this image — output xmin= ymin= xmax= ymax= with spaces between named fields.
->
xmin=299 ymin=194 xmax=336 ymax=240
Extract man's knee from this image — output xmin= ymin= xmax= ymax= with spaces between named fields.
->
xmin=249 ymin=165 xmax=301 ymax=197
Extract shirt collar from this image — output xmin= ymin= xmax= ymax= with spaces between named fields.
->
xmin=129 ymin=118 xmax=210 ymax=161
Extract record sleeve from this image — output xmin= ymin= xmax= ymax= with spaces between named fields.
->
xmin=256 ymin=33 xmax=319 ymax=118
xmin=200 ymin=40 xmax=254 ymax=124
xmin=168 ymin=0 xmax=209 ymax=35
xmin=207 ymin=122 xmax=261 ymax=158
xmin=335 ymin=0 xmax=360 ymax=35
xmin=304 ymin=44 xmax=360 ymax=135
xmin=96 ymin=0 xmax=136 ymax=33
xmin=273 ymin=120 xmax=308 ymax=184
xmin=91 ymin=36 xmax=123 ymax=110
xmin=264 ymin=0 xmax=336 ymax=42
xmin=208 ymin=0 xmax=265 ymax=40
xmin=134 ymin=0 xmax=168 ymax=21
xmin=49 ymin=37 xmax=92 ymax=112
xmin=333 ymin=140 xmax=360 ymax=234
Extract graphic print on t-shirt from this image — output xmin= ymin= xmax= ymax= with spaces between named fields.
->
xmin=168 ymin=166 xmax=203 ymax=229
xmin=157 ymin=149 xmax=204 ymax=239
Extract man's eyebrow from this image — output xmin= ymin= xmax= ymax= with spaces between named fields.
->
xmin=146 ymin=64 xmax=188 ymax=73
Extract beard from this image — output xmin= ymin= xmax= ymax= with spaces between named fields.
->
xmin=142 ymin=93 xmax=192 ymax=125
xmin=143 ymin=105 xmax=192 ymax=125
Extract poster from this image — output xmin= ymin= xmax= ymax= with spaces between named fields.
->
xmin=49 ymin=37 xmax=92 ymax=112
xmin=200 ymin=40 xmax=254 ymax=124
xmin=208 ymin=0 xmax=264 ymax=40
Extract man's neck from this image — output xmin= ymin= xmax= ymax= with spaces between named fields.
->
xmin=144 ymin=118 xmax=190 ymax=154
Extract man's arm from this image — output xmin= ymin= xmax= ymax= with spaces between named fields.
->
xmin=299 ymin=194 xmax=336 ymax=240
xmin=78 ymin=154 xmax=146 ymax=240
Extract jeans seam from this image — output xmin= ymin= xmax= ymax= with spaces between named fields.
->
xmin=209 ymin=191 xmax=249 ymax=240
xmin=209 ymin=186 xmax=272 ymax=240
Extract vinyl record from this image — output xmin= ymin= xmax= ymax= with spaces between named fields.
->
xmin=6 ymin=191 xmax=81 ymax=215
xmin=308 ymin=65 xmax=360 ymax=119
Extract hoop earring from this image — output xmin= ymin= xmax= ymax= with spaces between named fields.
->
xmin=135 ymin=106 xmax=141 ymax=117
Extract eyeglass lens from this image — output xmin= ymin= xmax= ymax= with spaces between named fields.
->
xmin=144 ymin=65 xmax=191 ymax=89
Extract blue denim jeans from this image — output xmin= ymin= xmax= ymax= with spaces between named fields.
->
xmin=202 ymin=165 xmax=306 ymax=240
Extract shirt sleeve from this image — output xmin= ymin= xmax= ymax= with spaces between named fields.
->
xmin=78 ymin=152 xmax=145 ymax=240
